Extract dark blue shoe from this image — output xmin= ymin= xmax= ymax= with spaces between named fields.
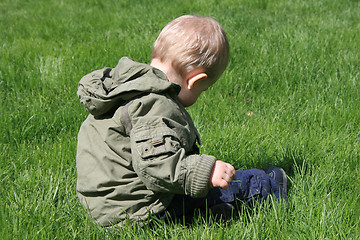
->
xmin=265 ymin=167 xmax=288 ymax=199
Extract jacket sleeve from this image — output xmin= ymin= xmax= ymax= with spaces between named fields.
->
xmin=127 ymin=96 xmax=216 ymax=198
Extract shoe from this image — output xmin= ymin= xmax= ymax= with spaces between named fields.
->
xmin=265 ymin=166 xmax=288 ymax=199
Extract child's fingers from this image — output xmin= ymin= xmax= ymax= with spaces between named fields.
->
xmin=210 ymin=160 xmax=236 ymax=189
xmin=220 ymin=164 xmax=236 ymax=189
xmin=218 ymin=179 xmax=230 ymax=190
xmin=223 ymin=163 xmax=236 ymax=180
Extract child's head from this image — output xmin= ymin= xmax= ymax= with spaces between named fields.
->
xmin=152 ymin=15 xmax=229 ymax=106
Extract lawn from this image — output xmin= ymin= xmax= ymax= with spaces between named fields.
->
xmin=1 ymin=0 xmax=359 ymax=239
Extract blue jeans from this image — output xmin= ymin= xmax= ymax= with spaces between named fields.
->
xmin=160 ymin=169 xmax=280 ymax=220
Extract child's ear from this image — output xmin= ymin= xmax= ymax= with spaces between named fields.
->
xmin=187 ymin=72 xmax=208 ymax=90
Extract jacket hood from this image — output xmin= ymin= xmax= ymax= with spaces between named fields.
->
xmin=77 ymin=57 xmax=181 ymax=116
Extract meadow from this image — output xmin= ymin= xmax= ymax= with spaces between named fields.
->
xmin=1 ymin=0 xmax=359 ymax=239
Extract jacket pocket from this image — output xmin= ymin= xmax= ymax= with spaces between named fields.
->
xmin=133 ymin=127 xmax=181 ymax=159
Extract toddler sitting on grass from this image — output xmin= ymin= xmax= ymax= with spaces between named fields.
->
xmin=76 ymin=15 xmax=287 ymax=227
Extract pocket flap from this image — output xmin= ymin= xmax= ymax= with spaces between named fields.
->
xmin=133 ymin=127 xmax=180 ymax=159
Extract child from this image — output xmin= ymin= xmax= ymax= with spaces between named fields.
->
xmin=76 ymin=15 xmax=287 ymax=227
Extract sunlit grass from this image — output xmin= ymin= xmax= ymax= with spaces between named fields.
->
xmin=1 ymin=0 xmax=359 ymax=239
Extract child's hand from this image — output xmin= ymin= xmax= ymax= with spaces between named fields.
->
xmin=209 ymin=160 xmax=236 ymax=189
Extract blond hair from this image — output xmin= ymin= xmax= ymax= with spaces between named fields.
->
xmin=152 ymin=15 xmax=229 ymax=81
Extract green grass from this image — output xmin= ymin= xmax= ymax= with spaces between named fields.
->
xmin=1 ymin=0 xmax=359 ymax=239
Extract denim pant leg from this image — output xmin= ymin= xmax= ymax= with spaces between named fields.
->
xmin=161 ymin=169 xmax=280 ymax=220
xmin=218 ymin=168 xmax=280 ymax=203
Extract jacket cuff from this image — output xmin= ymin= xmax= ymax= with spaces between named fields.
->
xmin=190 ymin=154 xmax=216 ymax=198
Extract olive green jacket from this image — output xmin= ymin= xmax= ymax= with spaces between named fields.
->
xmin=76 ymin=57 xmax=216 ymax=226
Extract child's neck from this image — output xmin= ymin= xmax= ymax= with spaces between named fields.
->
xmin=150 ymin=58 xmax=182 ymax=86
